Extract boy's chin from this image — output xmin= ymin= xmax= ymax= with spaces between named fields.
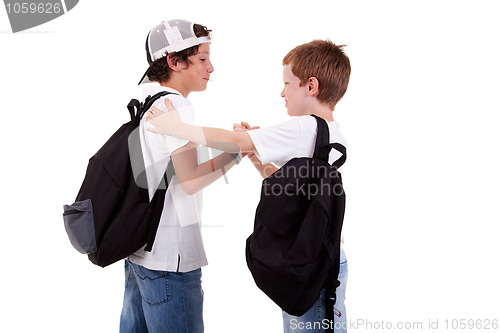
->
xmin=195 ymin=84 xmax=208 ymax=92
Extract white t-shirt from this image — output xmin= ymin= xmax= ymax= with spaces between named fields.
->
xmin=127 ymin=85 xmax=208 ymax=272
xmin=248 ymin=115 xmax=347 ymax=170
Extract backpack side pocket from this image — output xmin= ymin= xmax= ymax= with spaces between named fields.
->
xmin=63 ymin=199 xmax=97 ymax=254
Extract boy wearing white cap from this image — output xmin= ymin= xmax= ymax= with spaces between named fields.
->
xmin=119 ymin=19 xmax=240 ymax=333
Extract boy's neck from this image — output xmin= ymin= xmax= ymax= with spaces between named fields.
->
xmin=160 ymin=79 xmax=190 ymax=98
xmin=306 ymin=102 xmax=335 ymax=122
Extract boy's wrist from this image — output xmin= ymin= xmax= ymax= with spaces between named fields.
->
xmin=231 ymin=153 xmax=242 ymax=164
xmin=171 ymin=121 xmax=187 ymax=137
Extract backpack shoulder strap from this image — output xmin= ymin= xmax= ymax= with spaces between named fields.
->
xmin=144 ymin=171 xmax=170 ymax=252
xmin=140 ymin=91 xmax=173 ymax=119
xmin=312 ymin=115 xmax=330 ymax=160
xmin=127 ymin=90 xmax=176 ymax=252
xmin=127 ymin=91 xmax=175 ymax=121
xmin=127 ymin=99 xmax=141 ymax=121
xmin=330 ymin=143 xmax=347 ymax=169
xmin=311 ymin=115 xmax=347 ymax=168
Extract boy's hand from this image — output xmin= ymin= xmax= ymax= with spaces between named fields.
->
xmin=146 ymin=98 xmax=179 ymax=134
xmin=233 ymin=122 xmax=260 ymax=132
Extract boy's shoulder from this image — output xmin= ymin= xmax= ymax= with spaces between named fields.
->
xmin=257 ymin=115 xmax=321 ymax=136
xmin=138 ymin=85 xmax=195 ymax=126
xmin=142 ymin=85 xmax=191 ymax=111
xmin=142 ymin=85 xmax=184 ymax=101
xmin=296 ymin=115 xmax=347 ymax=146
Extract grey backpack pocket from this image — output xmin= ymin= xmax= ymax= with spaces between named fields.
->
xmin=63 ymin=199 xmax=97 ymax=254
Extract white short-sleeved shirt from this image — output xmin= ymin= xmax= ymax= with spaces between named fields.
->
xmin=127 ymin=85 xmax=208 ymax=272
xmin=248 ymin=115 xmax=347 ymax=170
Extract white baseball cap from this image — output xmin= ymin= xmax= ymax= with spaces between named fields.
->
xmin=138 ymin=19 xmax=212 ymax=85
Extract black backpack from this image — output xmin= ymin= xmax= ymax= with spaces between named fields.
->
xmin=245 ymin=115 xmax=346 ymax=329
xmin=63 ymin=91 xmax=174 ymax=267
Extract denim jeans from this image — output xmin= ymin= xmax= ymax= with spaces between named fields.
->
xmin=119 ymin=260 xmax=204 ymax=333
xmin=282 ymin=249 xmax=348 ymax=333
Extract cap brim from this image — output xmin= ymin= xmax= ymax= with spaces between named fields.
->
xmin=138 ymin=67 xmax=152 ymax=85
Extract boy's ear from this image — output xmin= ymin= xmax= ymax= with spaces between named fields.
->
xmin=307 ymin=77 xmax=320 ymax=96
xmin=167 ymin=54 xmax=180 ymax=71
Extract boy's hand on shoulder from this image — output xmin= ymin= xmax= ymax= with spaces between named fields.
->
xmin=146 ymin=98 xmax=179 ymax=135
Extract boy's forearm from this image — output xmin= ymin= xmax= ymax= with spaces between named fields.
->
xmin=178 ymin=151 xmax=239 ymax=195
xmin=249 ymin=154 xmax=278 ymax=178
xmin=171 ymin=122 xmax=253 ymax=153
xmin=203 ymin=151 xmax=239 ymax=176
xmin=169 ymin=122 xmax=207 ymax=146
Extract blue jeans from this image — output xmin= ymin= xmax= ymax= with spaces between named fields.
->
xmin=119 ymin=260 xmax=204 ymax=333
xmin=283 ymin=249 xmax=348 ymax=333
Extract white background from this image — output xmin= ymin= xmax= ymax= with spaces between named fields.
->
xmin=1 ymin=0 xmax=499 ymax=332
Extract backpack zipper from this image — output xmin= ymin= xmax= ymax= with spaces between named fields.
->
xmin=63 ymin=209 xmax=82 ymax=216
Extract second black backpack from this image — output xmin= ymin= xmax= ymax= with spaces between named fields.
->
xmin=246 ymin=115 xmax=346 ymax=329
xmin=63 ymin=91 xmax=173 ymax=267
